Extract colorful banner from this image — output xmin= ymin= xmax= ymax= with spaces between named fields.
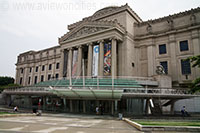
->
xmin=92 ymin=45 xmax=99 ymax=77
xmin=72 ymin=50 xmax=78 ymax=77
xmin=104 ymin=43 xmax=111 ymax=76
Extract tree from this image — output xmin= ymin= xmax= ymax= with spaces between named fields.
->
xmin=0 ymin=76 xmax=14 ymax=86
xmin=0 ymin=76 xmax=20 ymax=93
xmin=187 ymin=55 xmax=200 ymax=93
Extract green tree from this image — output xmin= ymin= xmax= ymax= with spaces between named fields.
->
xmin=187 ymin=55 xmax=200 ymax=93
xmin=0 ymin=76 xmax=20 ymax=93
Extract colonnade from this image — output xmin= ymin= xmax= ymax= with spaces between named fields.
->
xmin=60 ymin=38 xmax=118 ymax=79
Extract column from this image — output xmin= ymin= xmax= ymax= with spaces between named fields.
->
xmin=52 ymin=59 xmax=56 ymax=79
xmin=147 ymin=44 xmax=156 ymax=76
xmin=169 ymin=34 xmax=178 ymax=81
xmin=87 ymin=43 xmax=93 ymax=77
xmin=15 ymin=68 xmax=19 ymax=84
xmin=43 ymin=97 xmax=46 ymax=110
xmin=63 ymin=98 xmax=66 ymax=111
xmin=83 ymin=101 xmax=86 ymax=113
xmin=112 ymin=38 xmax=117 ymax=78
xmin=111 ymin=101 xmax=114 ymax=115
xmin=192 ymin=30 xmax=200 ymax=78
xmin=44 ymin=63 xmax=48 ymax=81
xmin=59 ymin=49 xmax=65 ymax=78
xmin=38 ymin=64 xmax=41 ymax=82
xmin=99 ymin=40 xmax=104 ymax=77
xmin=67 ymin=48 xmax=73 ymax=79
xmin=70 ymin=100 xmax=73 ymax=112
xmin=115 ymin=100 xmax=118 ymax=114
xmin=31 ymin=66 xmax=35 ymax=84
xmin=77 ymin=46 xmax=82 ymax=77
xmin=23 ymin=67 xmax=27 ymax=86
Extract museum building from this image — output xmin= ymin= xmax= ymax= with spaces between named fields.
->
xmin=4 ymin=4 xmax=200 ymax=115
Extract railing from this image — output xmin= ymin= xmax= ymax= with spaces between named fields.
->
xmin=124 ymin=88 xmax=192 ymax=95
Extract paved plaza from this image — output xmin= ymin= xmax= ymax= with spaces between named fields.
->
xmin=0 ymin=114 xmax=141 ymax=133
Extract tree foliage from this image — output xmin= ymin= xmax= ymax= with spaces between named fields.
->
xmin=187 ymin=55 xmax=200 ymax=93
xmin=0 ymin=76 xmax=19 ymax=93
xmin=0 ymin=76 xmax=14 ymax=86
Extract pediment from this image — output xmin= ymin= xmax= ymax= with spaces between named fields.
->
xmin=65 ymin=26 xmax=109 ymax=41
xmin=59 ymin=20 xmax=126 ymax=43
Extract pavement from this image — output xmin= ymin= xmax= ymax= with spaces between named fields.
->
xmin=0 ymin=115 xmax=141 ymax=133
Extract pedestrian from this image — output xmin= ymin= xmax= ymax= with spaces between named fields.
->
xmin=96 ymin=106 xmax=99 ymax=114
xmin=181 ymin=106 xmax=189 ymax=117
xmin=14 ymin=106 xmax=18 ymax=112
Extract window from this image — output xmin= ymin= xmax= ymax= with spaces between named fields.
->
xmin=56 ymin=63 xmax=60 ymax=69
xmin=160 ymin=61 xmax=168 ymax=74
xmin=42 ymin=65 xmax=45 ymax=71
xmin=41 ymin=75 xmax=44 ymax=82
xmin=181 ymin=59 xmax=191 ymax=75
xmin=55 ymin=73 xmax=59 ymax=79
xmin=180 ymin=40 xmax=189 ymax=51
xmin=28 ymin=77 xmax=31 ymax=84
xmin=35 ymin=66 xmax=38 ymax=72
xmin=20 ymin=77 xmax=23 ymax=85
xmin=34 ymin=76 xmax=37 ymax=84
xmin=159 ymin=44 xmax=167 ymax=54
xmin=21 ymin=68 xmax=23 ymax=74
xmin=29 ymin=68 xmax=32 ymax=73
xmin=49 ymin=64 xmax=52 ymax=70
xmin=48 ymin=74 xmax=51 ymax=80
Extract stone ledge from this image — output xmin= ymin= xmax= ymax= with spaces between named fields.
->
xmin=0 ymin=114 xmax=35 ymax=118
xmin=123 ymin=118 xmax=200 ymax=132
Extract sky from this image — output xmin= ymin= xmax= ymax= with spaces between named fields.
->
xmin=0 ymin=0 xmax=199 ymax=78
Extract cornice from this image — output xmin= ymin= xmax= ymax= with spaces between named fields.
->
xmin=134 ymin=24 xmax=200 ymax=40
xmin=137 ymin=7 xmax=200 ymax=27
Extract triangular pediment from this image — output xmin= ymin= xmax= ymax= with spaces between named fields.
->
xmin=66 ymin=26 xmax=109 ymax=41
xmin=59 ymin=20 xmax=125 ymax=42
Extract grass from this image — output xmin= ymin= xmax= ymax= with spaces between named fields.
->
xmin=133 ymin=119 xmax=200 ymax=127
xmin=0 ymin=112 xmax=15 ymax=115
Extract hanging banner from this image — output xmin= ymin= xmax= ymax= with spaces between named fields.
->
xmin=92 ymin=45 xmax=99 ymax=77
xmin=104 ymin=43 xmax=111 ymax=76
xmin=72 ymin=50 xmax=78 ymax=78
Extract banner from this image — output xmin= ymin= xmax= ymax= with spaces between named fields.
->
xmin=104 ymin=43 xmax=111 ymax=76
xmin=92 ymin=45 xmax=99 ymax=77
xmin=72 ymin=50 xmax=78 ymax=78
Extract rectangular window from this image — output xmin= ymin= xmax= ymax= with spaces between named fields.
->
xmin=180 ymin=40 xmax=189 ymax=51
xmin=48 ymin=74 xmax=51 ymax=80
xmin=160 ymin=61 xmax=168 ymax=74
xmin=35 ymin=66 xmax=38 ymax=72
xmin=56 ymin=63 xmax=60 ymax=69
xmin=181 ymin=59 xmax=191 ymax=75
xmin=28 ymin=77 xmax=31 ymax=85
xmin=21 ymin=68 xmax=23 ymax=74
xmin=55 ymin=73 xmax=59 ymax=79
xmin=34 ymin=76 xmax=37 ymax=84
xmin=20 ymin=77 xmax=23 ymax=85
xmin=42 ymin=65 xmax=45 ymax=71
xmin=49 ymin=64 xmax=52 ymax=70
xmin=29 ymin=68 xmax=32 ymax=73
xmin=159 ymin=44 xmax=167 ymax=54
xmin=41 ymin=75 xmax=44 ymax=82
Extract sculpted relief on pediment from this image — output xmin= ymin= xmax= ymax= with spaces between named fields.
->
xmin=65 ymin=26 xmax=109 ymax=41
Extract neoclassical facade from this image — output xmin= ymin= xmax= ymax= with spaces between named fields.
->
xmin=16 ymin=4 xmax=200 ymax=88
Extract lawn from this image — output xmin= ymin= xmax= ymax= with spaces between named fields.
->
xmin=0 ymin=112 xmax=15 ymax=115
xmin=133 ymin=119 xmax=200 ymax=127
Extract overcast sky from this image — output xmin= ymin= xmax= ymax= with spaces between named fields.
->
xmin=0 ymin=0 xmax=199 ymax=78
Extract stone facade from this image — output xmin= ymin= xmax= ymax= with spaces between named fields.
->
xmin=15 ymin=4 xmax=200 ymax=87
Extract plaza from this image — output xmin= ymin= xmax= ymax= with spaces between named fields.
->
xmin=0 ymin=114 xmax=140 ymax=133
